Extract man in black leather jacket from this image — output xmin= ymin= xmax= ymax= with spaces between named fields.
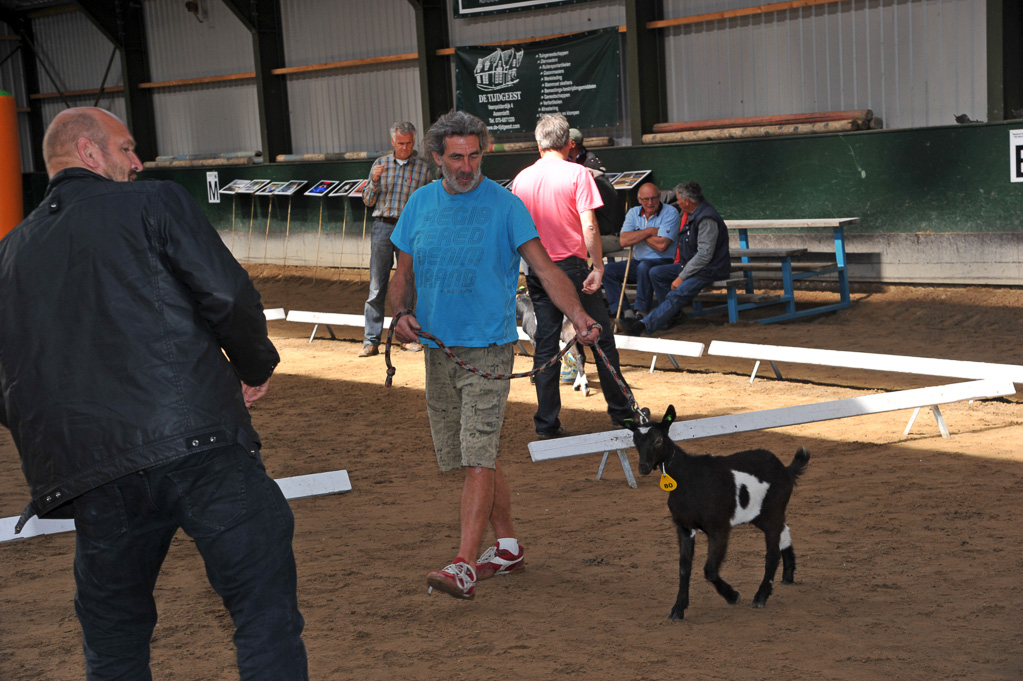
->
xmin=0 ymin=108 xmax=308 ymax=680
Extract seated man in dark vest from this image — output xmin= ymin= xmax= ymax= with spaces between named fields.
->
xmin=617 ymin=181 xmax=730 ymax=336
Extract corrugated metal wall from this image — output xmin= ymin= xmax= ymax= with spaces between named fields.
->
xmin=7 ymin=0 xmax=994 ymax=165
xmin=32 ymin=11 xmax=122 ymax=98
xmin=661 ymin=0 xmax=987 ymax=129
xmin=145 ymin=1 xmax=253 ymax=81
xmin=143 ymin=0 xmax=260 ymax=156
xmin=21 ymin=11 xmax=126 ymax=169
xmin=281 ymin=0 xmax=422 ymax=155
xmin=448 ymin=0 xmax=623 ymax=44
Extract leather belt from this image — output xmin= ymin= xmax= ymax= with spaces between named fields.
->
xmin=377 ymin=216 xmax=399 ymax=225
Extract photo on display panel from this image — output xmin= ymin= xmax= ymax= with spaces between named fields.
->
xmin=235 ymin=179 xmax=271 ymax=194
xmin=331 ymin=179 xmax=363 ymax=197
xmin=256 ymin=181 xmax=289 ymax=196
xmin=612 ymin=170 xmax=651 ymax=190
xmin=276 ymin=180 xmax=308 ymax=196
xmin=305 ymin=180 xmax=339 ymax=196
xmin=220 ymin=178 xmax=250 ymax=194
xmin=346 ymin=179 xmax=371 ymax=198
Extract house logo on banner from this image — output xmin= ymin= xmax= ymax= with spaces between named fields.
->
xmin=474 ymin=48 xmax=523 ymax=91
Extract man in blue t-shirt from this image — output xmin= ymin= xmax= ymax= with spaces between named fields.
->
xmin=603 ymin=182 xmax=680 ymax=318
xmin=390 ymin=111 xmax=600 ymax=602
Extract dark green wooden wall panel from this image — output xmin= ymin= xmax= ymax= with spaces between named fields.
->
xmin=22 ymin=122 xmax=1023 ymax=239
xmin=482 ymin=122 xmax=1023 ymax=236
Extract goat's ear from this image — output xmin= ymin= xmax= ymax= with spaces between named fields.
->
xmin=663 ymin=405 xmax=676 ymax=425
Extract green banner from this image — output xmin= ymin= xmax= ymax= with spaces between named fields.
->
xmin=453 ymin=0 xmax=584 ymax=17
xmin=455 ymin=27 xmax=620 ymax=135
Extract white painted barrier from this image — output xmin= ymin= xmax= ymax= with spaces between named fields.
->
xmin=283 ymin=310 xmax=704 ymax=367
xmin=0 ymin=470 xmax=352 ymax=543
xmin=528 ymin=379 xmax=1017 ymax=463
xmin=264 ymin=308 xmax=286 ymax=321
xmin=708 ymin=340 xmax=1023 ymax=384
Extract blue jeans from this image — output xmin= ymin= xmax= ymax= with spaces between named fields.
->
xmin=650 ymin=262 xmax=683 ymax=304
xmin=72 ymin=445 xmax=308 ymax=681
xmin=364 ymin=219 xmax=398 ymax=346
xmin=603 ymin=256 xmax=674 ymax=314
xmin=643 ymin=264 xmax=716 ymax=333
xmin=525 ymin=258 xmax=635 ymax=433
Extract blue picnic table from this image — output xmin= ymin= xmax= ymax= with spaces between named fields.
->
xmin=727 ymin=217 xmax=858 ymax=324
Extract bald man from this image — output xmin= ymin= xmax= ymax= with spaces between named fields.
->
xmin=602 ymin=182 xmax=680 ymax=320
xmin=0 ymin=108 xmax=308 ymax=680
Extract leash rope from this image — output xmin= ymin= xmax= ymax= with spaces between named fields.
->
xmin=384 ymin=310 xmax=648 ymax=423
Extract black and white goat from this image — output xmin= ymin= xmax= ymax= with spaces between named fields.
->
xmin=626 ymin=405 xmax=810 ymax=621
xmin=515 ymin=292 xmax=589 ymax=394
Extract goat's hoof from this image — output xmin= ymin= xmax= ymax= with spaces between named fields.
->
xmin=781 ymin=577 xmax=795 ymax=585
xmin=668 ymin=609 xmax=685 ymax=621
xmin=725 ymin=590 xmax=740 ymax=605
xmin=752 ymin=598 xmax=767 ymax=609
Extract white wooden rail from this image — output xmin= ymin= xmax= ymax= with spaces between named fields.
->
xmin=284 ymin=309 xmax=706 ymax=366
xmin=1 ymin=470 xmax=352 ymax=543
xmin=708 ymin=340 xmax=1023 ymax=384
xmin=528 ymin=379 xmax=1016 ymax=478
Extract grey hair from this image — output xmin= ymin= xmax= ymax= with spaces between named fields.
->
xmin=424 ymin=110 xmax=491 ymax=158
xmin=390 ymin=121 xmax=416 ymax=139
xmin=673 ymin=181 xmax=704 ymax=204
xmin=534 ymin=114 xmax=570 ymax=151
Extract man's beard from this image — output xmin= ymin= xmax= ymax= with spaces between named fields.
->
xmin=442 ymin=164 xmax=481 ymax=194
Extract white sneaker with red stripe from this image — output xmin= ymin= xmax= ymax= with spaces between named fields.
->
xmin=427 ymin=559 xmax=477 ymax=600
xmin=475 ymin=543 xmax=525 ymax=581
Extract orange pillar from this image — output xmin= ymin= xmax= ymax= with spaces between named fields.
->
xmin=0 ymin=89 xmax=24 ymax=241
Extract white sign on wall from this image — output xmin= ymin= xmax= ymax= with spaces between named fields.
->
xmin=207 ymin=171 xmax=221 ymax=203
xmin=1010 ymin=130 xmax=1023 ymax=183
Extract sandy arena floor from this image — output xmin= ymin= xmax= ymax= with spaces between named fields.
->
xmin=2 ymin=266 xmax=1021 ymax=680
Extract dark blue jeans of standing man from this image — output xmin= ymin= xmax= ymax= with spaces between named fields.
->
xmin=525 ymin=257 xmax=635 ymax=434
xmin=72 ymin=445 xmax=308 ymax=681
xmin=364 ymin=218 xmax=398 ymax=347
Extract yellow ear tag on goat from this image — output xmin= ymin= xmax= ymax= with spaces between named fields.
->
xmin=659 ymin=467 xmax=677 ymax=492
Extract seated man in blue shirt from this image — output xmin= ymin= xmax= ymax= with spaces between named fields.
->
xmin=602 ymin=182 xmax=680 ymax=319
xmin=618 ymin=181 xmax=731 ymax=336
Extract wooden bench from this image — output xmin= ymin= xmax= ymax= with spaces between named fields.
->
xmin=689 ymin=277 xmax=778 ymax=323
xmin=731 ymin=248 xmax=807 ymax=258
xmin=730 ymin=262 xmax=837 ymax=273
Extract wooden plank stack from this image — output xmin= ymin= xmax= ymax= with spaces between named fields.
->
xmin=643 ymin=109 xmax=879 ymax=144
xmin=144 ymin=151 xmax=263 ymax=169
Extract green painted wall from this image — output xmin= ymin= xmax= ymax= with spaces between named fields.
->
xmin=22 ymin=121 xmax=1023 ymax=242
xmin=483 ymin=121 xmax=1023 ymax=236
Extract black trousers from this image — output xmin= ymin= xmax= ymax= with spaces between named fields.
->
xmin=525 ymin=257 xmax=634 ymax=434
xmin=72 ymin=445 xmax=308 ymax=681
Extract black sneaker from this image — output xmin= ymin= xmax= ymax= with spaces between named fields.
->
xmin=616 ymin=317 xmax=645 ymax=336
xmin=536 ymin=427 xmax=569 ymax=440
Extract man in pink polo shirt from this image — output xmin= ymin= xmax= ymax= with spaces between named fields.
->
xmin=512 ymin=114 xmax=638 ymax=438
